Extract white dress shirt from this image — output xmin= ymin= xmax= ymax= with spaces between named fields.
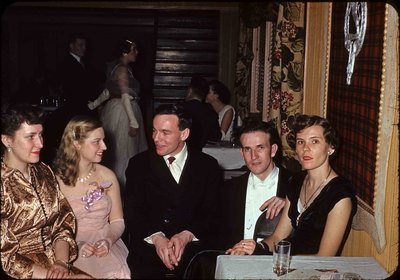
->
xmin=163 ymin=143 xmax=188 ymax=183
xmin=243 ymin=165 xmax=280 ymax=239
xmin=69 ymin=51 xmax=82 ymax=64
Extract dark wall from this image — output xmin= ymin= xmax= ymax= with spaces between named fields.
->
xmin=1 ymin=7 xmax=156 ymax=107
xmin=1 ymin=6 xmax=220 ymax=110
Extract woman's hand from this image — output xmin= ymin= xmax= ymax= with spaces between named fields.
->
xmin=67 ymin=274 xmax=94 ymax=279
xmin=93 ymin=239 xmax=111 ymax=257
xmin=225 ymin=239 xmax=256 ymax=255
xmin=128 ymin=126 xmax=138 ymax=137
xmin=46 ymin=261 xmax=70 ymax=279
xmin=79 ymin=242 xmax=96 ymax=258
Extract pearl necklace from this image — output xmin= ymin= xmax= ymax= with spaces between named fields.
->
xmin=77 ymin=166 xmax=95 ymax=183
xmin=296 ymin=168 xmax=332 ymax=226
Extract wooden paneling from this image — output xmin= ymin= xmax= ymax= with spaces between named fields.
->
xmin=153 ymin=11 xmax=219 ymax=102
xmin=303 ymin=2 xmax=331 ymax=116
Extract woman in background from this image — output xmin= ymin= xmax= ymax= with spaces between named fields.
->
xmin=53 ymin=115 xmax=130 ymax=279
xmin=88 ymin=38 xmax=148 ymax=191
xmin=227 ymin=115 xmax=357 ymax=256
xmin=206 ymin=80 xmax=235 ymax=141
xmin=1 ymin=103 xmax=89 ymax=279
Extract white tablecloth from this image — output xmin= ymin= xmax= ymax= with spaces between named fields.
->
xmin=202 ymin=145 xmax=245 ymax=170
xmin=215 ymin=255 xmax=389 ymax=279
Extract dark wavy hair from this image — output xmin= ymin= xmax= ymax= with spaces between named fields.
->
xmin=1 ymin=103 xmax=45 ymax=136
xmin=114 ymin=38 xmax=137 ymax=58
xmin=1 ymin=103 xmax=45 ymax=155
xmin=209 ymin=80 xmax=231 ymax=104
xmin=154 ymin=104 xmax=192 ymax=131
xmin=287 ymin=114 xmax=340 ymax=152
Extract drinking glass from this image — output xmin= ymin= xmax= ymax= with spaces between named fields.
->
xmin=272 ymin=240 xmax=291 ymax=276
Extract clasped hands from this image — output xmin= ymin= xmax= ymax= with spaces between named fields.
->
xmin=153 ymin=231 xmax=193 ymax=270
xmin=79 ymin=239 xmax=111 ymax=258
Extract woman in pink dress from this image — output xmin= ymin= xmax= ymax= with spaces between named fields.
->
xmin=53 ymin=115 xmax=130 ymax=279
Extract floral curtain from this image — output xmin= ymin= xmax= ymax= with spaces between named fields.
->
xmin=233 ymin=2 xmax=305 ymax=171
xmin=233 ymin=19 xmax=253 ymax=124
xmin=268 ymin=2 xmax=305 ymax=164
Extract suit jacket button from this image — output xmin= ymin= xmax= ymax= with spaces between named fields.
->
xmin=164 ymin=219 xmax=170 ymax=224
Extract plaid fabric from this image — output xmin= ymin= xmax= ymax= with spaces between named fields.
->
xmin=327 ymin=2 xmax=386 ymax=208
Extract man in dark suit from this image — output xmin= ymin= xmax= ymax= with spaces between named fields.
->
xmin=57 ymin=33 xmax=101 ymax=108
xmin=220 ymin=118 xmax=291 ymax=250
xmin=124 ymin=104 xmax=223 ymax=279
xmin=42 ymin=33 xmax=100 ymax=165
xmin=183 ymin=117 xmax=292 ymax=279
xmin=182 ymin=76 xmax=221 ymax=150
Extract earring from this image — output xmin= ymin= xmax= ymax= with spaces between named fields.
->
xmin=328 ymin=151 xmax=332 ymax=155
xmin=7 ymin=146 xmax=12 ymax=152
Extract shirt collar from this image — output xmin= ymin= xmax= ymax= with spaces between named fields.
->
xmin=163 ymin=143 xmax=188 ymax=167
xmin=70 ymin=52 xmax=81 ymax=63
xmin=250 ymin=164 xmax=279 ymax=188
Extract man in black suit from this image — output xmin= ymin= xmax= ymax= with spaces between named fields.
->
xmin=124 ymin=104 xmax=222 ymax=279
xmin=42 ymin=33 xmax=100 ymax=164
xmin=220 ymin=118 xmax=291 ymax=250
xmin=57 ymin=33 xmax=101 ymax=108
xmin=184 ymin=117 xmax=292 ymax=279
xmin=182 ymin=76 xmax=221 ymax=150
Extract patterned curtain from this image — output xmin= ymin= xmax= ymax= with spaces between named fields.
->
xmin=268 ymin=2 xmax=305 ymax=167
xmin=234 ymin=2 xmax=279 ymax=126
xmin=233 ymin=20 xmax=253 ymax=123
xmin=234 ymin=2 xmax=305 ymax=172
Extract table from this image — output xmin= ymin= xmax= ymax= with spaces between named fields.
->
xmin=215 ymin=255 xmax=389 ymax=279
xmin=202 ymin=144 xmax=245 ymax=170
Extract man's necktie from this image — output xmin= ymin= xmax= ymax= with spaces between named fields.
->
xmin=168 ymin=157 xmax=179 ymax=183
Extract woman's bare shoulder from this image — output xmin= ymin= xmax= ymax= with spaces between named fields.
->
xmin=94 ymin=164 xmax=116 ymax=178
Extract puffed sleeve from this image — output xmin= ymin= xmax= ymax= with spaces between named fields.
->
xmin=1 ymin=183 xmax=35 ymax=278
xmin=48 ymin=166 xmax=78 ymax=263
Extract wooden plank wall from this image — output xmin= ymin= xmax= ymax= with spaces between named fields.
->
xmin=153 ymin=10 xmax=220 ymax=107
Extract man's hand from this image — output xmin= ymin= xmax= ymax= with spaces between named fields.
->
xmin=259 ymin=196 xmax=285 ymax=219
xmin=153 ymin=234 xmax=178 ymax=270
xmin=225 ymin=239 xmax=256 ymax=256
xmin=169 ymin=230 xmax=193 ymax=262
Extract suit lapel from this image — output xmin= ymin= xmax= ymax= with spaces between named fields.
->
xmin=233 ymin=172 xmax=250 ymax=237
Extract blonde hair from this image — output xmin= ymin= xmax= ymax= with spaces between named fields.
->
xmin=53 ymin=115 xmax=102 ymax=186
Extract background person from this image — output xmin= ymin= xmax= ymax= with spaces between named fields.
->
xmin=226 ymin=114 xmax=357 ymax=257
xmin=90 ymin=38 xmax=148 ymax=192
xmin=182 ymin=75 xmax=221 ymax=150
xmin=56 ymin=33 xmax=102 ymax=113
xmin=42 ymin=33 xmax=100 ymax=165
xmin=1 ymin=103 xmax=89 ymax=279
xmin=124 ymin=104 xmax=222 ymax=279
xmin=53 ymin=115 xmax=130 ymax=279
xmin=206 ymin=80 xmax=235 ymax=141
